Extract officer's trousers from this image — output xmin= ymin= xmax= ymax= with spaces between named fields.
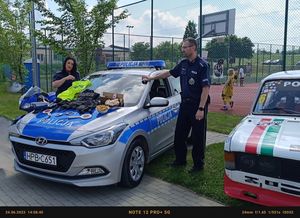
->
xmin=173 ymin=101 xmax=207 ymax=167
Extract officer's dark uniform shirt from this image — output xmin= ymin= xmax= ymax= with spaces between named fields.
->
xmin=53 ymin=71 xmax=80 ymax=96
xmin=169 ymin=56 xmax=210 ymax=102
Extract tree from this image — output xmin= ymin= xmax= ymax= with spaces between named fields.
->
xmin=205 ymin=38 xmax=227 ymax=60
xmin=153 ymin=41 xmax=181 ymax=63
xmin=130 ymin=42 xmax=150 ymax=60
xmin=33 ymin=0 xmax=128 ymax=76
xmin=205 ymin=35 xmax=254 ymax=65
xmin=238 ymin=37 xmax=254 ymax=64
xmin=183 ymin=20 xmax=198 ymax=39
xmin=0 ymin=0 xmax=31 ymax=82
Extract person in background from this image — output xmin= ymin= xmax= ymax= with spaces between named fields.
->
xmin=142 ymin=37 xmax=210 ymax=173
xmin=246 ymin=63 xmax=252 ymax=75
xmin=52 ymin=57 xmax=80 ymax=96
xmin=239 ymin=66 xmax=245 ymax=87
xmin=221 ymin=68 xmax=235 ymax=111
xmin=233 ymin=67 xmax=238 ymax=86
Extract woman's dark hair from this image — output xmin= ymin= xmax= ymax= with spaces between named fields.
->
xmin=62 ymin=57 xmax=77 ymax=74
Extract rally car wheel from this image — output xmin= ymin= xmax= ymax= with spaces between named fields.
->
xmin=120 ymin=139 xmax=146 ymax=188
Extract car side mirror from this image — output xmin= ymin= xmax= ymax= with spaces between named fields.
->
xmin=144 ymin=97 xmax=169 ymax=109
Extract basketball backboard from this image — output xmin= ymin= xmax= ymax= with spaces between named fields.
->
xmin=199 ymin=9 xmax=235 ymax=38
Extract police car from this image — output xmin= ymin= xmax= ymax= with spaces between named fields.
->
xmin=9 ymin=60 xmax=181 ymax=188
xmin=224 ymin=70 xmax=300 ymax=206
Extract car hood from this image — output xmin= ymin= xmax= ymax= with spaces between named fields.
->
xmin=15 ymin=107 xmax=135 ymax=141
xmin=229 ymin=116 xmax=300 ymax=161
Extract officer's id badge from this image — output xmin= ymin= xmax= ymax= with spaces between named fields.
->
xmin=189 ymin=78 xmax=195 ymax=85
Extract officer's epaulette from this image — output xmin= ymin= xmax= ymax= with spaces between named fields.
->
xmin=178 ymin=58 xmax=187 ymax=64
xmin=198 ymin=57 xmax=208 ymax=68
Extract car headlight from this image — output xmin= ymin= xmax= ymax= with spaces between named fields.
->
xmin=8 ymin=122 xmax=21 ymax=137
xmin=75 ymin=123 xmax=128 ymax=148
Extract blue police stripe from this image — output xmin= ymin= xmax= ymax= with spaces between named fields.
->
xmin=119 ymin=118 xmax=151 ymax=144
xmin=22 ymin=108 xmax=118 ymax=141
xmin=119 ymin=103 xmax=179 ymax=144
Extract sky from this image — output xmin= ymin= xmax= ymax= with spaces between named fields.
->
xmin=43 ymin=0 xmax=300 ymax=49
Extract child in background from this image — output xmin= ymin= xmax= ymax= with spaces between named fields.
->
xmin=221 ymin=68 xmax=235 ymax=111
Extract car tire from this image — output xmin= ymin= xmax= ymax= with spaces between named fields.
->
xmin=120 ymin=139 xmax=146 ymax=188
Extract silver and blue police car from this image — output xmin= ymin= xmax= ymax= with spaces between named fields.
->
xmin=8 ymin=60 xmax=181 ymax=188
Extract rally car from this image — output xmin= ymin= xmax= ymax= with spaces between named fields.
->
xmin=8 ymin=60 xmax=181 ymax=188
xmin=224 ymin=70 xmax=300 ymax=206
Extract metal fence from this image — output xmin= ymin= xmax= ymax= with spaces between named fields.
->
xmin=9 ymin=0 xmax=300 ymax=92
xmin=35 ymin=42 xmax=300 ymax=92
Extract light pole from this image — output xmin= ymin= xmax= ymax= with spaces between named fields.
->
xmin=112 ymin=0 xmax=147 ymax=61
xmin=126 ymin=25 xmax=134 ymax=49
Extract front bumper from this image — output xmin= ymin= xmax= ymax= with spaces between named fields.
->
xmin=224 ymin=174 xmax=300 ymax=206
xmin=10 ymin=136 xmax=126 ymax=187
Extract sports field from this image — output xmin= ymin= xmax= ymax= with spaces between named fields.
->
xmin=209 ymin=82 xmax=260 ymax=116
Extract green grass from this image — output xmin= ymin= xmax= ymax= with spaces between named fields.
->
xmin=207 ymin=112 xmax=243 ymax=134
xmin=0 ymin=82 xmax=25 ymax=120
xmin=146 ymin=143 xmax=254 ymax=206
xmin=145 ymin=113 xmax=246 ymax=206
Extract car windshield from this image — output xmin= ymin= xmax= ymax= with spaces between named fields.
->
xmin=85 ymin=73 xmax=146 ymax=107
xmin=253 ymin=79 xmax=300 ymax=115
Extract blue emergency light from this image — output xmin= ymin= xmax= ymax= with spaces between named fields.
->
xmin=107 ymin=60 xmax=165 ymax=70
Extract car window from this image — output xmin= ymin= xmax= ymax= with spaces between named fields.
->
xmin=149 ymin=79 xmax=170 ymax=99
xmin=86 ymin=73 xmax=146 ymax=107
xmin=253 ymin=79 xmax=300 ymax=115
xmin=169 ymin=77 xmax=181 ymax=96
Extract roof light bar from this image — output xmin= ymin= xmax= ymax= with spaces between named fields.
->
xmin=107 ymin=60 xmax=165 ymax=70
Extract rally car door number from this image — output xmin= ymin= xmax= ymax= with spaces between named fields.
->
xmin=23 ymin=151 xmax=57 ymax=166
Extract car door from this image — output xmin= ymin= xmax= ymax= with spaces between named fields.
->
xmin=148 ymin=78 xmax=180 ymax=154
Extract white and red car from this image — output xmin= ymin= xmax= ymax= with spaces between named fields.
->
xmin=224 ymin=70 xmax=300 ymax=206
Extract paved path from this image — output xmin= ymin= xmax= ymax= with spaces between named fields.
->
xmin=0 ymin=117 xmax=226 ymax=206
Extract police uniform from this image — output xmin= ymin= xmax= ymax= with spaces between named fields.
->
xmin=53 ymin=70 xmax=80 ymax=96
xmin=169 ymin=56 xmax=211 ymax=168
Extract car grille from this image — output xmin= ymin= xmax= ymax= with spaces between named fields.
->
xmin=12 ymin=142 xmax=75 ymax=172
xmin=235 ymin=152 xmax=300 ymax=183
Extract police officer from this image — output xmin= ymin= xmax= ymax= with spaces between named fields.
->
xmin=52 ymin=57 xmax=80 ymax=96
xmin=142 ymin=37 xmax=211 ymax=173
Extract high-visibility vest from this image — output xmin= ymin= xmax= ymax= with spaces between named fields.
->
xmin=57 ymin=80 xmax=92 ymax=101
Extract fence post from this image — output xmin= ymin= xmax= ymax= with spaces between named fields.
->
xmin=291 ymin=45 xmax=295 ymax=70
xmin=123 ymin=34 xmax=126 ymax=61
xmin=282 ymin=0 xmax=289 ymax=71
xmin=256 ymin=44 xmax=259 ymax=83
xmin=50 ymin=48 xmax=53 ymax=91
xmin=262 ymin=49 xmax=265 ymax=76
xmin=171 ymin=37 xmax=174 ymax=68
xmin=44 ymin=30 xmax=48 ymax=92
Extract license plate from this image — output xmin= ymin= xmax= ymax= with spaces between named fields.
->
xmin=23 ymin=151 xmax=57 ymax=166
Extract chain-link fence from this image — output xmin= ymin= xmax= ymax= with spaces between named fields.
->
xmin=30 ymin=0 xmax=300 ymax=92
xmin=37 ymin=41 xmax=300 ymax=92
